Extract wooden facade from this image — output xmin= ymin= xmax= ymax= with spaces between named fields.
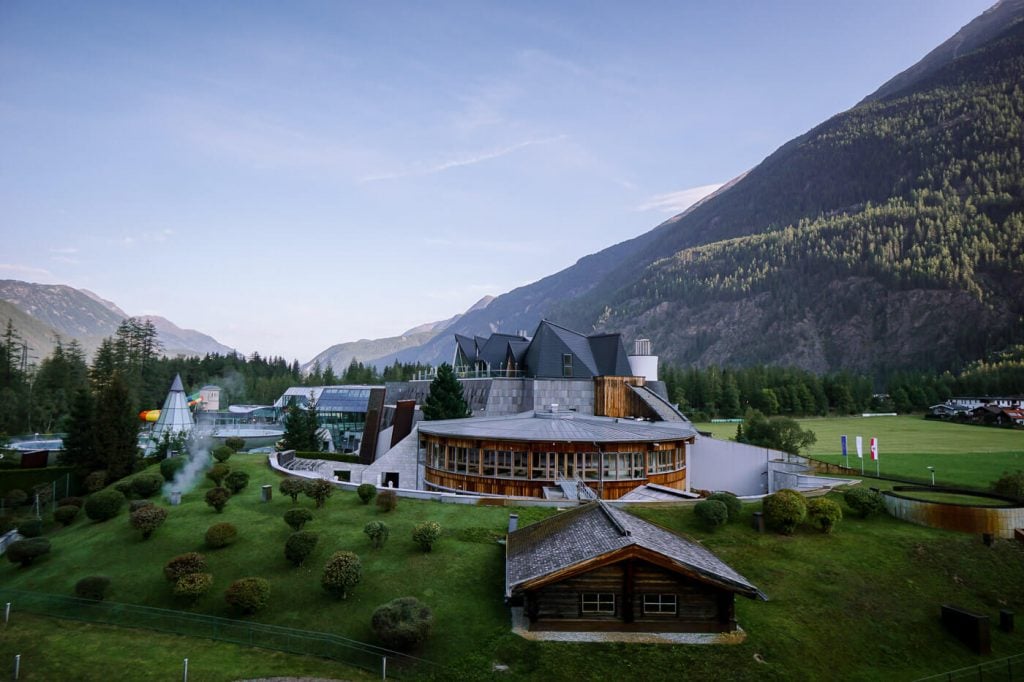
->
xmin=422 ymin=434 xmax=692 ymax=500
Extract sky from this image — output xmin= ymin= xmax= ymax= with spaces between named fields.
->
xmin=0 ymin=0 xmax=996 ymax=363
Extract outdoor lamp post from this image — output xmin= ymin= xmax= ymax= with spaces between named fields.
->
xmin=926 ymin=466 xmax=935 ymax=486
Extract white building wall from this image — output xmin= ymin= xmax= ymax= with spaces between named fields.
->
xmin=688 ymin=437 xmax=777 ymax=496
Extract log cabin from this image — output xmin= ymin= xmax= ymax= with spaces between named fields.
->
xmin=506 ymin=502 xmax=765 ymax=634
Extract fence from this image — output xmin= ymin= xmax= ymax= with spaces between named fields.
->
xmin=915 ymin=652 xmax=1024 ymax=681
xmin=0 ymin=588 xmax=433 ymax=679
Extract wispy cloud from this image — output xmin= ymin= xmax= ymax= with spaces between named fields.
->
xmin=636 ymin=182 xmax=724 ymax=213
xmin=117 ymin=228 xmax=174 ymax=247
xmin=361 ymin=135 xmax=566 ymax=182
xmin=0 ymin=263 xmax=55 ymax=280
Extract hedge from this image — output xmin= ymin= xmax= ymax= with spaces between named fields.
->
xmin=294 ymin=451 xmax=361 ymax=464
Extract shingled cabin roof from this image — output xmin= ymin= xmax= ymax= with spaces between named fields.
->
xmin=505 ymin=502 xmax=765 ymax=601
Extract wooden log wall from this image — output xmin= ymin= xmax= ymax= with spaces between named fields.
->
xmin=594 ymin=376 xmax=647 ymax=418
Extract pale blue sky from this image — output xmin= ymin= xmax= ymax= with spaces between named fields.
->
xmin=0 ymin=1 xmax=994 ymax=362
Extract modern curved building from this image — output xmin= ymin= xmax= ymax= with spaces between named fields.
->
xmin=418 ymin=407 xmax=695 ymax=499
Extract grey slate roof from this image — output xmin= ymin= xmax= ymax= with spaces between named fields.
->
xmin=506 ymin=502 xmax=764 ymax=599
xmin=629 ymin=384 xmax=691 ymax=423
xmin=417 ymin=410 xmax=696 ymax=444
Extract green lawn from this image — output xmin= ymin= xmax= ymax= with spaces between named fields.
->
xmin=694 ymin=415 xmax=1024 ymax=488
xmin=2 ymin=456 xmax=1024 ymax=681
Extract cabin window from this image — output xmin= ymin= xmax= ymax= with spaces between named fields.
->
xmin=580 ymin=592 xmax=615 ymax=614
xmin=454 ymin=447 xmax=468 ymax=474
xmin=562 ymin=354 xmax=573 ymax=377
xmin=483 ymin=449 xmax=496 ymax=476
xmin=512 ymin=451 xmax=529 ymax=478
xmin=530 ymin=452 xmax=549 ymax=479
xmin=467 ymin=448 xmax=480 ymax=475
xmin=642 ymin=593 xmax=677 ymax=615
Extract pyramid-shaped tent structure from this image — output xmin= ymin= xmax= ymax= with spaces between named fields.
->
xmin=145 ymin=374 xmax=194 ymax=454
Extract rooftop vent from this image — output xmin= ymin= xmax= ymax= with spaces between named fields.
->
xmin=632 ymin=338 xmax=652 ymax=356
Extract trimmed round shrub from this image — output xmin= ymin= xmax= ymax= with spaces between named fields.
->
xmin=284 ymin=508 xmax=314 ymax=531
xmin=371 ymin=597 xmax=433 ymax=651
xmin=212 ymin=445 xmax=234 ymax=463
xmin=843 ymin=487 xmax=886 ymax=518
xmin=174 ymin=572 xmax=214 ymax=601
xmin=75 ymin=575 xmax=111 ymax=601
xmin=129 ymin=499 xmax=154 ymax=512
xmin=205 ymin=522 xmax=238 ymax=549
xmin=83 ymin=470 xmax=108 ymax=493
xmin=54 ymin=504 xmax=80 ymax=526
xmin=993 ymin=470 xmax=1024 ymax=500
xmin=305 ymin=479 xmax=333 ymax=508
xmin=225 ymin=577 xmax=270 ymax=614
xmin=412 ymin=521 xmax=442 ymax=552
xmin=763 ymin=489 xmax=807 ymax=535
xmin=224 ymin=436 xmax=246 ymax=452
xmin=17 ymin=519 xmax=44 ymax=538
xmin=322 ymin=551 xmax=362 ymax=599
xmin=206 ymin=463 xmax=230 ymax=486
xmin=357 ymin=483 xmax=377 ymax=505
xmin=84 ymin=489 xmax=126 ymax=522
xmin=130 ymin=505 xmax=168 ymax=540
xmin=284 ymin=530 xmax=319 ymax=566
xmin=376 ymin=490 xmax=397 ymax=513
xmin=205 ymin=487 xmax=231 ymax=513
xmin=694 ymin=499 xmax=728 ymax=530
xmin=7 ymin=537 xmax=51 ymax=566
xmin=165 ymin=552 xmax=207 ymax=582
xmin=224 ymin=470 xmax=250 ymax=494
xmin=57 ymin=496 xmax=84 ymax=508
xmin=160 ymin=456 xmax=187 ymax=482
xmin=807 ymin=497 xmax=843 ymax=534
xmin=113 ymin=480 xmax=133 ymax=497
xmin=279 ymin=478 xmax=305 ymax=503
xmin=5 ymin=489 xmax=28 ymax=507
xmin=364 ymin=521 xmax=390 ymax=549
xmin=707 ymin=491 xmax=742 ymax=521
xmin=131 ymin=473 xmax=164 ymax=499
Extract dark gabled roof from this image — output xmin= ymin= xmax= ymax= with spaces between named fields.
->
xmin=455 ymin=334 xmax=478 ymax=364
xmin=589 ymin=333 xmax=633 ymax=376
xmin=506 ymin=502 xmax=764 ymax=600
xmin=479 ymin=333 xmax=528 ymax=368
xmin=507 ymin=339 xmax=530 ymax=365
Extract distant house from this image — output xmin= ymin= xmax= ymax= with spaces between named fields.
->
xmin=505 ymin=502 xmax=765 ymax=634
xmin=928 ymin=402 xmax=972 ymax=419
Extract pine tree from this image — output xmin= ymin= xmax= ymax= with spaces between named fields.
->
xmin=59 ymin=388 xmax=100 ymax=473
xmin=94 ymin=372 xmax=139 ymax=481
xmin=423 ymin=364 xmax=470 ymax=421
xmin=281 ymin=392 xmax=322 ymax=451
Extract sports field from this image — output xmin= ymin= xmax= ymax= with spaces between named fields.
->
xmin=693 ymin=415 xmax=1023 ymax=489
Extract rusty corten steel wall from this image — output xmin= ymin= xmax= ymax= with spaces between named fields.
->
xmin=358 ymin=387 xmax=387 ymax=465
xmin=883 ymin=493 xmax=1024 ymax=539
xmin=390 ymin=399 xmax=416 ymax=447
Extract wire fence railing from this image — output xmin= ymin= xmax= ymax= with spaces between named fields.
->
xmin=0 ymin=587 xmax=435 ymax=679
xmin=915 ymin=651 xmax=1024 ymax=681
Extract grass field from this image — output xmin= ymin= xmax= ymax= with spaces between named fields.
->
xmin=694 ymin=415 xmax=1024 ymax=488
xmin=2 ymin=455 xmax=1024 ymax=681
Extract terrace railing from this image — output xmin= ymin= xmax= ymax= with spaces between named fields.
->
xmin=914 ymin=651 xmax=1024 ymax=681
xmin=0 ymin=588 xmax=434 ymax=679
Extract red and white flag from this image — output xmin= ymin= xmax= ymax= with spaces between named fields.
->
xmin=870 ymin=437 xmax=878 ymax=461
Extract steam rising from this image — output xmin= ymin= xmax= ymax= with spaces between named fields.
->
xmin=163 ymin=435 xmax=213 ymax=500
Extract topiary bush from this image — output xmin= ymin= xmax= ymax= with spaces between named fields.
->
xmin=165 ymin=552 xmax=207 ymax=582
xmin=694 ymin=499 xmax=729 ymax=530
xmin=763 ymin=489 xmax=807 ymax=535
xmin=305 ymin=479 xmax=333 ymax=508
xmin=131 ymin=473 xmax=165 ymax=499
xmin=412 ymin=521 xmax=442 ymax=552
xmin=174 ymin=572 xmax=214 ymax=601
xmin=206 ymin=463 xmax=230 ymax=486
xmin=357 ymin=483 xmax=377 ymax=505
xmin=843 ymin=487 xmax=886 ymax=518
xmin=224 ymin=436 xmax=246 ymax=452
xmin=57 ymin=496 xmax=84 ymax=508
xmin=225 ymin=577 xmax=270 ymax=614
xmin=992 ymin=470 xmax=1024 ymax=500
xmin=212 ymin=445 xmax=234 ymax=463
xmin=205 ymin=487 xmax=231 ymax=513
xmin=83 ymin=470 xmax=108 ymax=493
xmin=84 ymin=489 xmax=126 ymax=522
xmin=75 ymin=575 xmax=111 ymax=601
xmin=113 ymin=480 xmax=133 ymax=497
xmin=279 ymin=478 xmax=305 ymax=503
xmin=224 ymin=470 xmax=250 ymax=494
xmin=376 ymin=489 xmax=397 ymax=513
xmin=130 ymin=505 xmax=168 ymax=540
xmin=17 ymin=519 xmax=44 ymax=538
xmin=707 ymin=491 xmax=742 ymax=521
xmin=160 ymin=456 xmax=187 ymax=482
xmin=284 ymin=508 xmax=314 ymax=531
xmin=371 ymin=597 xmax=433 ymax=651
xmin=205 ymin=522 xmax=238 ymax=549
xmin=322 ymin=551 xmax=362 ymax=599
xmin=54 ymin=505 xmax=80 ymax=526
xmin=807 ymin=497 xmax=843 ymax=534
xmin=364 ymin=520 xmax=389 ymax=549
xmin=284 ymin=530 xmax=319 ymax=566
xmin=5 ymin=488 xmax=28 ymax=508
xmin=7 ymin=537 xmax=51 ymax=567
